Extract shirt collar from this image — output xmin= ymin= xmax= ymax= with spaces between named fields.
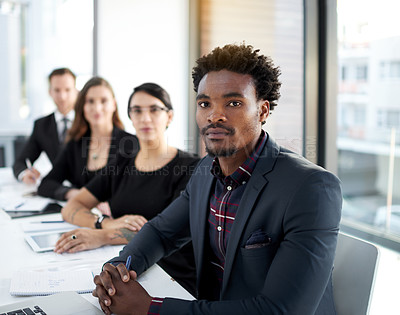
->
xmin=210 ymin=130 xmax=268 ymax=186
xmin=54 ymin=109 xmax=75 ymax=122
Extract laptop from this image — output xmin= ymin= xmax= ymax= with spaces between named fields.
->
xmin=0 ymin=291 xmax=103 ymax=315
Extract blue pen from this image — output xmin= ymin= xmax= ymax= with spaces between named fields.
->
xmin=125 ymin=255 xmax=132 ymax=270
xmin=40 ymin=220 xmax=65 ymax=223
xmin=15 ymin=202 xmax=25 ymax=209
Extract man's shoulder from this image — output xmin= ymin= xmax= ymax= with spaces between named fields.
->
xmin=30 ymin=113 xmax=56 ymax=135
xmin=33 ymin=112 xmax=55 ymax=126
xmin=258 ymin=137 xmax=337 ymax=180
xmin=175 ymin=150 xmax=200 ymax=166
xmin=190 ymin=155 xmax=213 ymax=177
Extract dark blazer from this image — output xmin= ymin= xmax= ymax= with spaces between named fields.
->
xmin=110 ymin=134 xmax=342 ymax=314
xmin=37 ymin=127 xmax=139 ymax=201
xmin=13 ymin=113 xmax=60 ymax=179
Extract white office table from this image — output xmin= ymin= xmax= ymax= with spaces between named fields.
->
xmin=0 ymin=168 xmax=194 ymax=308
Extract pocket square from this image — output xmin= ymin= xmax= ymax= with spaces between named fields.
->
xmin=245 ymin=229 xmax=272 ymax=249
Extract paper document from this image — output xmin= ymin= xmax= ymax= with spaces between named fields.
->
xmin=0 ymin=196 xmax=50 ymax=212
xmin=9 ymin=269 xmax=95 ymax=296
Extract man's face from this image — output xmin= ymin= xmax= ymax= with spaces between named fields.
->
xmin=196 ymin=70 xmax=269 ymax=157
xmin=49 ymin=74 xmax=77 ymax=115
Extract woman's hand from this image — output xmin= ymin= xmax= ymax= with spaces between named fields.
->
xmin=64 ymin=188 xmax=81 ymax=200
xmin=54 ymin=228 xmax=107 ymax=253
xmin=102 ymin=215 xmax=148 ymax=232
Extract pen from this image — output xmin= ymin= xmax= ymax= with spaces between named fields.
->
xmin=40 ymin=220 xmax=65 ymax=223
xmin=25 ymin=158 xmax=32 ymax=170
xmin=15 ymin=202 xmax=25 ymax=209
xmin=125 ymin=255 xmax=132 ymax=270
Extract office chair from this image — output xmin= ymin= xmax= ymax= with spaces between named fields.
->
xmin=332 ymin=232 xmax=380 ymax=315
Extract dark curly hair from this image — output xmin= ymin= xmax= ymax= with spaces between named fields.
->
xmin=192 ymin=44 xmax=281 ymax=111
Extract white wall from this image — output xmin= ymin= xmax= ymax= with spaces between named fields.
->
xmin=97 ymin=0 xmax=190 ymax=150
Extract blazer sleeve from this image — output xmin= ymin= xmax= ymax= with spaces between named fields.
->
xmin=37 ymin=144 xmax=75 ymax=200
xmin=12 ymin=120 xmax=43 ymax=179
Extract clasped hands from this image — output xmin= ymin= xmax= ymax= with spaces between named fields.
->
xmin=93 ymin=263 xmax=152 ymax=315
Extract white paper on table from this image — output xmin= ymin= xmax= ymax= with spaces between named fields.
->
xmin=38 ymin=245 xmax=124 ymax=264
xmin=9 ymin=269 xmax=95 ymax=296
xmin=0 ymin=196 xmax=51 ymax=212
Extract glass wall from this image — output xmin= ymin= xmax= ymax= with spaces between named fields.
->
xmin=0 ymin=0 xmax=93 ymax=135
xmin=337 ymin=0 xmax=400 ymax=240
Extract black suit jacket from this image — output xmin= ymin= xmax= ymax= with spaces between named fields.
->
xmin=13 ymin=113 xmax=60 ymax=179
xmin=110 ymin=134 xmax=343 ymax=314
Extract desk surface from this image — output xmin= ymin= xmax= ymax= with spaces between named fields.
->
xmin=0 ymin=168 xmax=194 ymax=308
xmin=3 ymin=167 xmax=400 ymax=314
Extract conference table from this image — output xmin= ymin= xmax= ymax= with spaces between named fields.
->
xmin=0 ymin=168 xmax=194 ymax=308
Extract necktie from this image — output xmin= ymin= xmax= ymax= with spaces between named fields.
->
xmin=60 ymin=117 xmax=68 ymax=143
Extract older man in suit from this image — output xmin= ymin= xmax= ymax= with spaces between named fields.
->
xmin=13 ymin=68 xmax=78 ymax=184
xmin=92 ymin=44 xmax=342 ymax=315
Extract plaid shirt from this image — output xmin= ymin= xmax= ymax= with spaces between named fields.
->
xmin=206 ymin=130 xmax=267 ymax=299
xmin=148 ymin=131 xmax=267 ymax=313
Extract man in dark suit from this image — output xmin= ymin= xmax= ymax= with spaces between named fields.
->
xmin=13 ymin=68 xmax=78 ymax=184
xmin=92 ymin=44 xmax=342 ymax=315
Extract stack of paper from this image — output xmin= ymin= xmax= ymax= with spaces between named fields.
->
xmin=0 ymin=197 xmax=50 ymax=212
xmin=9 ymin=269 xmax=95 ymax=296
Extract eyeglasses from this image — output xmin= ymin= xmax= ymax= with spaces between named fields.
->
xmin=128 ymin=105 xmax=170 ymax=118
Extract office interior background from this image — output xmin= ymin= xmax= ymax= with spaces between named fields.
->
xmin=0 ymin=0 xmax=399 ymax=307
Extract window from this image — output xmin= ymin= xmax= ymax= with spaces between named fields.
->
xmin=356 ymin=65 xmax=368 ymax=80
xmin=199 ymin=0 xmax=304 ymax=155
xmin=380 ymin=60 xmax=400 ymax=79
xmin=337 ymin=0 xmax=400 ymax=245
xmin=390 ymin=61 xmax=400 ymax=78
xmin=341 ymin=66 xmax=348 ymax=80
xmin=0 ymin=0 xmax=93 ymax=134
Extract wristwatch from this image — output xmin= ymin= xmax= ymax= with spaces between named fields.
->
xmin=95 ymin=214 xmax=110 ymax=229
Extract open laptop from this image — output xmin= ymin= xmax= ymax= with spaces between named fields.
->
xmin=0 ymin=291 xmax=103 ymax=315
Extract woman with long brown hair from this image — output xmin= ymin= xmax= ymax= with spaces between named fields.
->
xmin=38 ymin=77 xmax=139 ymax=201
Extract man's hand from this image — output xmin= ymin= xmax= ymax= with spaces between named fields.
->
xmin=93 ymin=263 xmax=152 ymax=315
xmin=21 ymin=168 xmax=40 ymax=185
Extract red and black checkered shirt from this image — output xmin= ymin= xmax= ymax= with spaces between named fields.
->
xmin=148 ymin=131 xmax=267 ymax=313
xmin=206 ymin=130 xmax=267 ymax=299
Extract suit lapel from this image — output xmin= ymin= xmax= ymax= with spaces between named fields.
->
xmin=194 ymin=158 xmax=215 ymax=282
xmin=50 ymin=113 xmax=60 ymax=147
xmin=221 ymin=135 xmax=281 ymax=294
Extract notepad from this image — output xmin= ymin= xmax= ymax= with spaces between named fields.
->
xmin=0 ymin=197 xmax=50 ymax=211
xmin=9 ymin=269 xmax=95 ymax=296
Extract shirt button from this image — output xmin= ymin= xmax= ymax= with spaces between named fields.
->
xmin=217 ymin=226 xmax=222 ymax=232
xmin=227 ymin=186 xmax=232 ymax=191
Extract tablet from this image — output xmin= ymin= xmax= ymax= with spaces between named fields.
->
xmin=25 ymin=229 xmax=71 ymax=253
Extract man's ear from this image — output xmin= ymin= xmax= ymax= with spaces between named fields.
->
xmin=259 ymin=100 xmax=269 ymax=124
